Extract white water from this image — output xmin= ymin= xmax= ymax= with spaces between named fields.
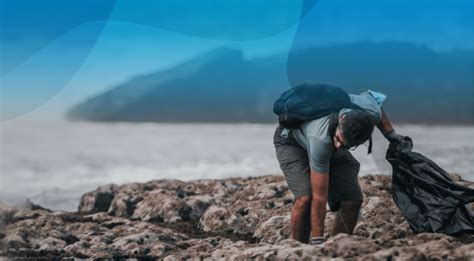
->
xmin=1 ymin=120 xmax=473 ymax=211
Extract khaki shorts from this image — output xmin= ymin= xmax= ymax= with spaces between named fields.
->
xmin=273 ymin=125 xmax=363 ymax=211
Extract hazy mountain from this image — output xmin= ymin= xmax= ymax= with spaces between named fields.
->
xmin=287 ymin=42 xmax=474 ymax=124
xmin=68 ymin=48 xmax=281 ymax=123
xmin=67 ymin=42 xmax=474 ymax=124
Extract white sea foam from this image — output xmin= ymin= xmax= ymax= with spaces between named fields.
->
xmin=1 ymin=120 xmax=473 ymax=211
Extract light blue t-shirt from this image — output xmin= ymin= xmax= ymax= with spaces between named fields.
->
xmin=289 ymin=90 xmax=386 ymax=173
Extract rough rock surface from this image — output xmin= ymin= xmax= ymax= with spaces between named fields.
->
xmin=1 ymin=174 xmax=473 ymax=259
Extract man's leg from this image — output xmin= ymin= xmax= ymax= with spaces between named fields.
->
xmin=273 ymin=125 xmax=313 ymax=244
xmin=328 ymin=152 xmax=363 ymax=236
xmin=291 ymin=196 xmax=311 ymax=243
xmin=330 ymin=200 xmax=362 ymax=236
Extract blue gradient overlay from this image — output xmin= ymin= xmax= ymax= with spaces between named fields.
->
xmin=0 ymin=0 xmax=473 ymax=121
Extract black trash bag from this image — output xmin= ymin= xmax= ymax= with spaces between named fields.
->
xmin=386 ymin=136 xmax=474 ymax=235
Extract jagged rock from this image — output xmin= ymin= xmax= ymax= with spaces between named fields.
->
xmin=107 ymin=190 xmax=144 ymax=218
xmin=1 ymin=174 xmax=473 ymax=259
xmin=210 ymin=239 xmax=323 ymax=259
xmin=164 ymin=237 xmax=232 ymax=259
xmin=199 ymin=198 xmax=291 ymax=236
xmin=78 ymin=184 xmax=118 ymax=213
xmin=359 ymin=174 xmax=391 ymax=197
xmin=184 ymin=195 xmax=214 ymax=221
xmin=451 ymin=243 xmax=474 ymax=259
xmin=131 ymin=189 xmax=187 ymax=223
xmin=37 ymin=237 xmax=67 ymax=252
xmin=0 ymin=202 xmax=16 ymax=228
xmin=366 ymin=237 xmax=468 ymax=260
xmin=254 ymin=215 xmax=290 ymax=243
xmin=85 ymin=179 xmax=223 ymax=224
xmin=3 ymin=233 xmax=29 ymax=250
xmin=1 ymin=208 xmax=187 ymax=258
xmin=198 ymin=176 xmax=292 ymax=237
xmin=199 ymin=205 xmax=227 ymax=233
xmin=320 ymin=233 xmax=382 ymax=258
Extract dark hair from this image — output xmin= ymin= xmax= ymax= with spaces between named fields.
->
xmin=340 ymin=110 xmax=374 ymax=147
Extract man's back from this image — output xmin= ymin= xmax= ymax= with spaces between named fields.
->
xmin=290 ymin=90 xmax=386 ymax=173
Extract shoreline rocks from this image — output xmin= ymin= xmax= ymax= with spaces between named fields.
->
xmin=1 ymin=174 xmax=473 ymax=259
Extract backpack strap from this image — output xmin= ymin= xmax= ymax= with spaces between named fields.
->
xmin=368 ymin=136 xmax=373 ymax=155
xmin=327 ymin=112 xmax=339 ymax=141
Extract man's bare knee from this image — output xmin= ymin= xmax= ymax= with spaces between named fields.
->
xmin=294 ymin=196 xmax=311 ymax=209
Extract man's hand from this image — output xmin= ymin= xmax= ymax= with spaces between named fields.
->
xmin=384 ymin=130 xmax=404 ymax=144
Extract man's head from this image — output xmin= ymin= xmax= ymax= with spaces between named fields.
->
xmin=333 ymin=110 xmax=374 ymax=150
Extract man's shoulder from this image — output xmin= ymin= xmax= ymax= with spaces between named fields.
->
xmin=303 ymin=115 xmax=331 ymax=135
xmin=348 ymin=90 xmax=384 ymax=122
xmin=299 ymin=115 xmax=332 ymax=144
xmin=291 ymin=115 xmax=332 ymax=149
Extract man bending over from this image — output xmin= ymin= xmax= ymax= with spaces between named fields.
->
xmin=273 ymin=89 xmax=404 ymax=245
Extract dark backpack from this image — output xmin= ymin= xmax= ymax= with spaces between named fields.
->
xmin=273 ymin=83 xmax=362 ymax=129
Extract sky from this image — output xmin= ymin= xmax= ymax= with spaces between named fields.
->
xmin=1 ymin=0 xmax=473 ymax=121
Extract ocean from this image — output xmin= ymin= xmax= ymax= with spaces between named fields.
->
xmin=1 ymin=120 xmax=473 ymax=211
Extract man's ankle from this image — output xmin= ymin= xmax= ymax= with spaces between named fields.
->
xmin=310 ymin=236 xmax=325 ymax=245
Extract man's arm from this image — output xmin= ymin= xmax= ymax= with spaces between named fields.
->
xmin=377 ymin=107 xmax=404 ymax=143
xmin=376 ymin=107 xmax=394 ymax=135
xmin=310 ymin=169 xmax=329 ymax=239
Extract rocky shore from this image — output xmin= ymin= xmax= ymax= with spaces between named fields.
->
xmin=1 ymin=174 xmax=473 ymax=259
